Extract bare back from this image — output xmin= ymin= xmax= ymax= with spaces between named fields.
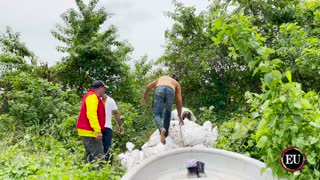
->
xmin=141 ymin=75 xmax=183 ymax=120
xmin=156 ymin=76 xmax=181 ymax=94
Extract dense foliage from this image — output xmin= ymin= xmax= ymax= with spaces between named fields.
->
xmin=211 ymin=1 xmax=320 ymax=179
xmin=160 ymin=1 xmax=261 ymax=117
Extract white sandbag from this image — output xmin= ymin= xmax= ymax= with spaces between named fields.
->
xmin=171 ymin=107 xmax=197 ymax=122
xmin=202 ymin=126 xmax=218 ymax=147
xmin=164 ymin=136 xmax=179 ymax=150
xmin=126 ymin=142 xmax=135 ymax=152
xmin=141 ymin=143 xmax=165 ymax=159
xmin=118 ymin=152 xmax=128 ymax=167
xmin=170 ymin=119 xmax=207 ymax=146
xmin=141 ymin=146 xmax=154 ymax=159
xmin=203 ymin=121 xmax=212 ymax=131
xmin=142 ymin=136 xmax=178 ymax=160
xmin=145 ymin=130 xmax=160 ymax=147
xmin=168 ymin=121 xmax=185 ymax=147
xmin=119 ymin=116 xmax=219 ymax=170
xmin=126 ymin=149 xmax=144 ymax=170
xmin=139 ymin=151 xmax=144 ymax=164
xmin=211 ymin=126 xmax=219 ymax=147
xmin=181 ymin=120 xmax=206 ymax=146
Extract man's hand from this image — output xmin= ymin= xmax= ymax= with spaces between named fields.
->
xmin=179 ymin=117 xmax=184 ymax=125
xmin=140 ymin=98 xmax=146 ymax=105
xmin=119 ymin=125 xmax=124 ymax=135
xmin=96 ymin=132 xmax=103 ymax=141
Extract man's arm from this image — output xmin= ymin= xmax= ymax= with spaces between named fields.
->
xmin=175 ymin=84 xmax=183 ymax=125
xmin=140 ymin=79 xmax=158 ymax=104
xmin=113 ymin=110 xmax=124 ymax=134
xmin=86 ymin=94 xmax=103 ymax=140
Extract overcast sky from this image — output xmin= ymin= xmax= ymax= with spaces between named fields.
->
xmin=0 ymin=0 xmax=209 ymax=66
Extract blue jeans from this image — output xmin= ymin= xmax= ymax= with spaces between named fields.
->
xmin=154 ymin=86 xmax=174 ymax=136
xmin=102 ymin=128 xmax=113 ymax=164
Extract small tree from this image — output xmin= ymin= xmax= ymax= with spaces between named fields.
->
xmin=52 ymin=0 xmax=133 ymax=95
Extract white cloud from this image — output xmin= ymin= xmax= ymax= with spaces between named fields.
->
xmin=0 ymin=0 xmax=209 ymax=66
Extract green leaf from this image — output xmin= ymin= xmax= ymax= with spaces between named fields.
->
xmin=257 ymin=47 xmax=266 ymax=56
xmin=35 ymin=169 xmax=43 ymax=175
xmin=248 ymin=60 xmax=258 ymax=70
xmin=244 ymin=51 xmax=252 ymax=62
xmin=293 ymin=115 xmax=301 ymax=124
xmin=310 ymin=121 xmax=320 ymax=128
xmin=264 ymin=72 xmax=273 ymax=84
xmin=271 ymin=59 xmax=282 ymax=66
xmin=286 ymin=71 xmax=292 ymax=82
xmin=256 ymin=136 xmax=268 ymax=148
xmin=211 ymin=37 xmax=220 ymax=45
xmin=214 ymin=19 xmax=223 ymax=29
xmin=261 ymin=100 xmax=270 ymax=110
xmin=265 ymin=48 xmax=275 ymax=55
xmin=271 ymin=70 xmax=282 ymax=81
xmin=301 ymin=99 xmax=311 ymax=108
xmin=62 ymin=176 xmax=70 ymax=180
xmin=290 ymin=125 xmax=299 ymax=133
xmin=258 ymin=62 xmax=269 ymax=72
xmin=304 ymin=91 xmax=317 ymax=98
xmin=308 ymin=136 xmax=318 ymax=145
xmin=253 ymin=68 xmax=259 ymax=76
xmin=279 ymin=96 xmax=286 ymax=103
xmin=264 ymin=70 xmax=282 ymax=85
xmin=252 ymin=112 xmax=260 ymax=118
xmin=296 ymin=137 xmax=305 ymax=148
xmin=294 ymin=171 xmax=301 ymax=176
xmin=307 ymin=155 xmax=316 ymax=165
xmin=294 ymin=102 xmax=302 ymax=109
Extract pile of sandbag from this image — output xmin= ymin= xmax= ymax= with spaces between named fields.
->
xmin=171 ymin=107 xmax=197 ymax=122
xmin=118 ymin=116 xmax=218 ymax=170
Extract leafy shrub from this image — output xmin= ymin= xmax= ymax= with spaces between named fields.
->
xmin=212 ymin=9 xmax=320 ymax=179
xmin=0 ymin=72 xmax=79 ymax=136
xmin=113 ymin=102 xmax=155 ymax=152
xmin=0 ymin=133 xmax=125 ymax=180
xmin=215 ymin=114 xmax=259 ymax=158
xmin=197 ymin=106 xmax=217 ymax=124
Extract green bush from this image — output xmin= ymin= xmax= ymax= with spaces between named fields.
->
xmin=0 ymin=133 xmax=125 ymax=180
xmin=197 ymin=106 xmax=217 ymax=125
xmin=215 ymin=114 xmax=259 ymax=159
xmin=0 ymin=72 xmax=79 ymax=136
xmin=113 ymin=102 xmax=155 ymax=152
xmin=212 ymin=8 xmax=320 ymax=179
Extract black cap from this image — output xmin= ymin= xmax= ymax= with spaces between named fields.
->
xmin=91 ymin=80 xmax=108 ymax=89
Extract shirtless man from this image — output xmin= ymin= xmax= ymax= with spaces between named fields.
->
xmin=140 ymin=75 xmax=183 ymax=145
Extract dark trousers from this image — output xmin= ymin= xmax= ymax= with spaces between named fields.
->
xmin=102 ymin=127 xmax=113 ymax=164
xmin=81 ymin=136 xmax=104 ymax=164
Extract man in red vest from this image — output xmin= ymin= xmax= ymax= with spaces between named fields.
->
xmin=76 ymin=80 xmax=107 ymax=165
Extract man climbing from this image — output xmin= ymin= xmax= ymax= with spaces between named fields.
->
xmin=140 ymin=75 xmax=183 ymax=145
